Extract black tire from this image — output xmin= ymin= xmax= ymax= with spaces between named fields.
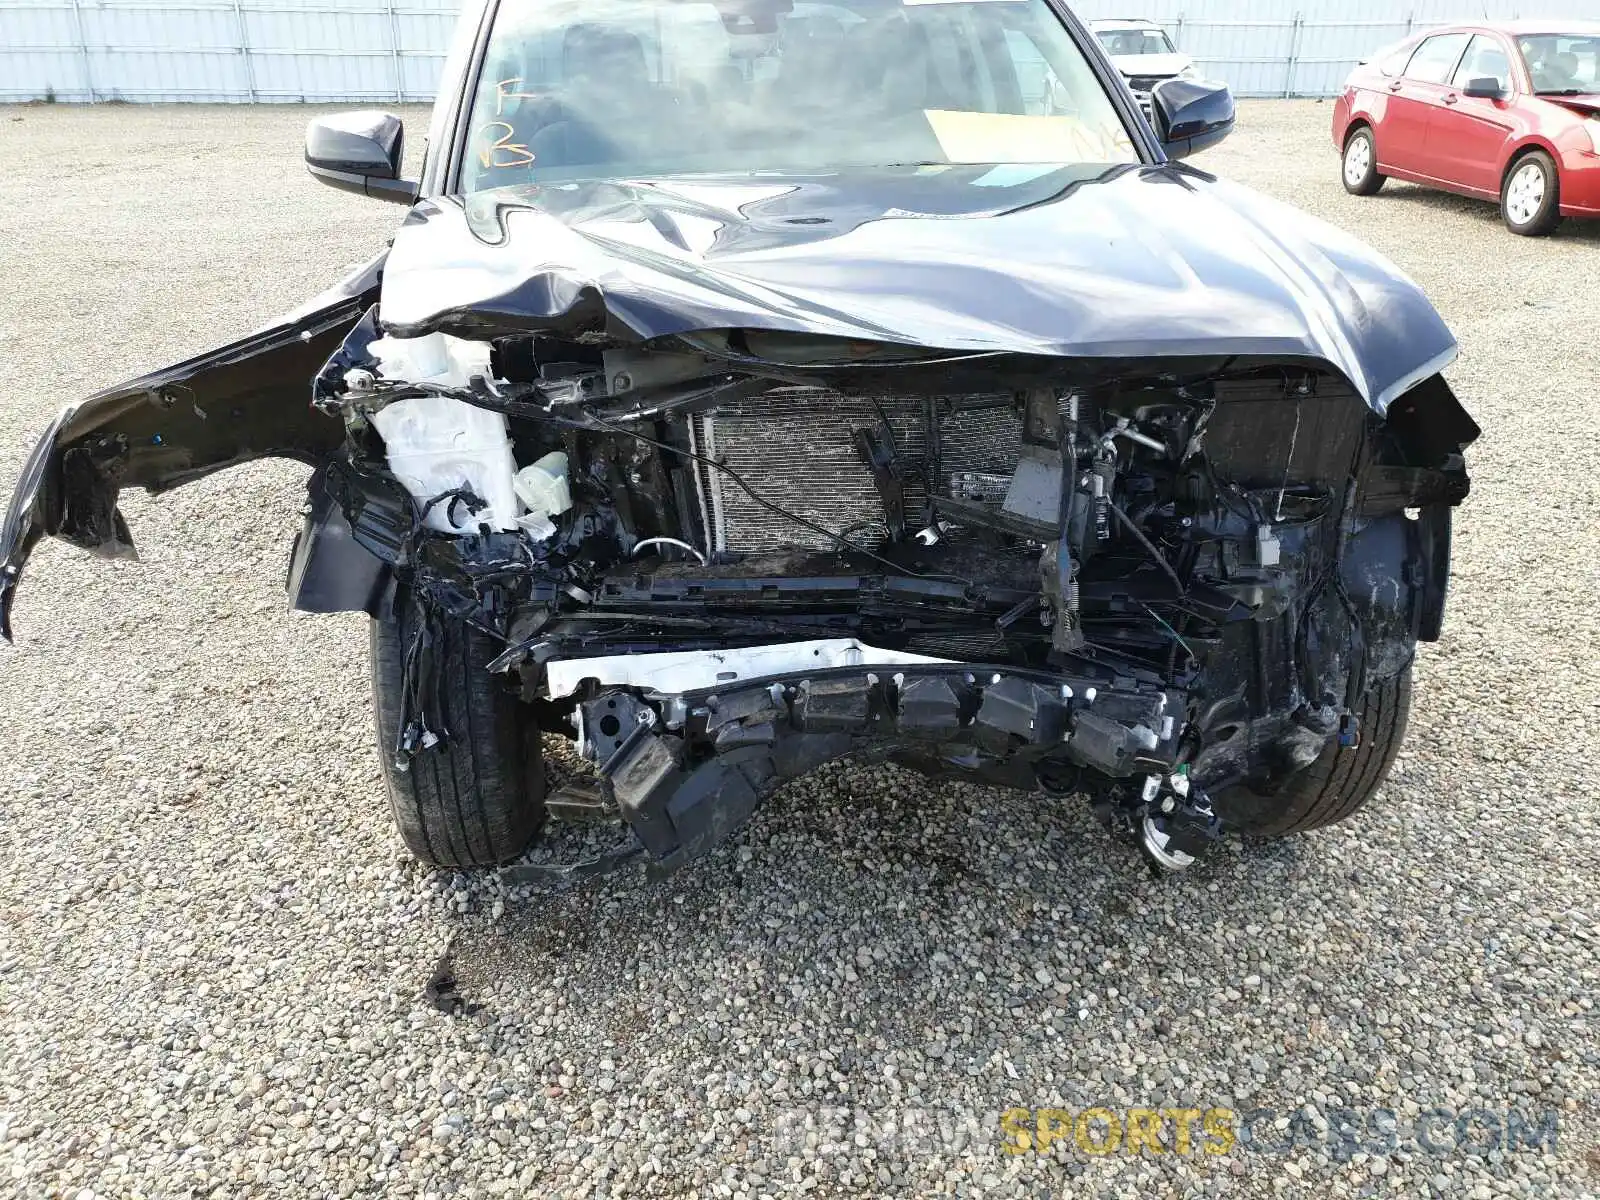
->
xmin=370 ymin=601 xmax=546 ymax=868
xmin=1213 ymin=667 xmax=1412 ymax=837
xmin=1341 ymin=126 xmax=1385 ymax=196
xmin=1501 ymin=150 xmax=1562 ymax=236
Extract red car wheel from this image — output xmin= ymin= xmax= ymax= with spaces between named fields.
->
xmin=1342 ymin=126 xmax=1385 ymax=197
xmin=1502 ymin=151 xmax=1563 ymax=237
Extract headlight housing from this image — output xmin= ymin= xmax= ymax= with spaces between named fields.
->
xmin=1179 ymin=63 xmax=1201 ymax=81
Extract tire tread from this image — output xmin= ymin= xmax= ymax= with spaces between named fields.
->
xmin=1342 ymin=125 xmax=1385 ymax=197
xmin=1216 ymin=668 xmax=1412 ymax=837
xmin=370 ymin=605 xmax=545 ymax=868
xmin=1502 ymin=149 xmax=1562 ymax=237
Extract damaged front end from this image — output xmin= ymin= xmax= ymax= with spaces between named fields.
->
xmin=293 ymin=310 xmax=1476 ymax=877
xmin=0 ymin=168 xmax=1478 ymax=879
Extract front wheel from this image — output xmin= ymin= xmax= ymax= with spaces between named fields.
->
xmin=1502 ymin=151 xmax=1563 ymax=236
xmin=1211 ymin=667 xmax=1412 ymax=837
xmin=1341 ymin=127 xmax=1385 ymax=196
xmin=370 ymin=600 xmax=546 ymax=868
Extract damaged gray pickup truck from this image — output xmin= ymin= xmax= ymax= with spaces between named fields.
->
xmin=0 ymin=0 xmax=1476 ymax=880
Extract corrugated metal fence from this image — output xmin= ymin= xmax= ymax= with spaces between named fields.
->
xmin=2 ymin=0 xmax=1598 ymax=104
xmin=0 ymin=0 xmax=460 ymax=101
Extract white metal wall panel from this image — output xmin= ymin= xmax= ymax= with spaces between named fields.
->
xmin=2 ymin=0 xmax=1600 ymax=103
xmin=0 ymin=0 xmax=452 ymax=101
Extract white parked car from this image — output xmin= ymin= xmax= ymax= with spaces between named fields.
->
xmin=1090 ymin=18 xmax=1200 ymax=120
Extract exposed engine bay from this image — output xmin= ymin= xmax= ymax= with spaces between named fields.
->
xmin=0 ymin=22 xmax=1480 ymax=884
xmin=289 ymin=312 xmax=1476 ymax=878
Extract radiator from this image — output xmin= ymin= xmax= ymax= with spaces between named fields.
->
xmin=689 ymin=388 xmax=1023 ymax=553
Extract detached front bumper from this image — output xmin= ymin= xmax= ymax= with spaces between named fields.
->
xmin=0 ymin=407 xmax=136 ymax=642
xmin=0 ymin=258 xmax=380 ymax=642
xmin=547 ymin=639 xmax=1192 ymax=875
xmin=0 ymin=414 xmax=60 ymax=641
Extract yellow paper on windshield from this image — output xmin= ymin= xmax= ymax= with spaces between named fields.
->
xmin=924 ymin=109 xmax=1135 ymax=164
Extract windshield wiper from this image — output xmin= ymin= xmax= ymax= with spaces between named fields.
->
xmin=1536 ymin=88 xmax=1597 ymax=96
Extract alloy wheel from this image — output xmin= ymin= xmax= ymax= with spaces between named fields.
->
xmin=1505 ymin=161 xmax=1547 ymax=227
xmin=1343 ymin=135 xmax=1371 ymax=188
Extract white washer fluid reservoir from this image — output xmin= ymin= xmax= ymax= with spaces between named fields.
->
xmin=367 ymin=332 xmax=520 ymax=535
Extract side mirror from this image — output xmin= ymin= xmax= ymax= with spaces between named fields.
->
xmin=1150 ymin=78 xmax=1235 ymax=159
xmin=305 ymin=111 xmax=418 ymax=205
xmin=1461 ymin=76 xmax=1506 ymax=99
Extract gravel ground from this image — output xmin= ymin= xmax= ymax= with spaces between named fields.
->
xmin=1 ymin=100 xmax=1598 ymax=1200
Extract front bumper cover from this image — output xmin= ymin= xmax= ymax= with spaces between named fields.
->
xmin=0 ymin=258 xmax=383 ymax=641
xmin=0 ymin=408 xmax=134 ymax=640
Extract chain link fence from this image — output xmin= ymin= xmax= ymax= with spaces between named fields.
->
xmin=2 ymin=0 xmax=1597 ymax=104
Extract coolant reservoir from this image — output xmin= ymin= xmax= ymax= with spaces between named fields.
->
xmin=512 ymin=451 xmax=573 ymax=542
xmin=368 ymin=333 xmax=519 ymax=535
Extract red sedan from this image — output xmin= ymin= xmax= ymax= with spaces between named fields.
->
xmin=1332 ymin=22 xmax=1600 ymax=235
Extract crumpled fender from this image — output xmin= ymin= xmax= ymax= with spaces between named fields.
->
xmin=0 ymin=256 xmax=383 ymax=640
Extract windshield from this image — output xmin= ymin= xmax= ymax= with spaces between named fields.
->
xmin=1516 ymin=32 xmax=1600 ymax=94
xmin=1094 ymin=27 xmax=1175 ymax=56
xmin=462 ymin=0 xmax=1137 ymax=191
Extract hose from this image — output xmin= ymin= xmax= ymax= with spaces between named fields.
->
xmin=1107 ymin=502 xmax=1186 ymax=597
xmin=631 ymin=536 xmax=708 ymax=565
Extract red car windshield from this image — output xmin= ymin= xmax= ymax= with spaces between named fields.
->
xmin=1516 ymin=32 xmax=1600 ymax=95
xmin=461 ymin=0 xmax=1138 ymax=191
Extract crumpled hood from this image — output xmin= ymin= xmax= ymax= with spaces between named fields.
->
xmin=378 ymin=161 xmax=1457 ymax=413
xmin=1107 ymin=52 xmax=1191 ymax=79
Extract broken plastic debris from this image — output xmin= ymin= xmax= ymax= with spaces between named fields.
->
xmin=512 ymin=451 xmax=572 ymax=542
xmin=1256 ymin=524 xmax=1282 ymax=568
xmin=515 ymin=512 xmax=557 ymax=541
